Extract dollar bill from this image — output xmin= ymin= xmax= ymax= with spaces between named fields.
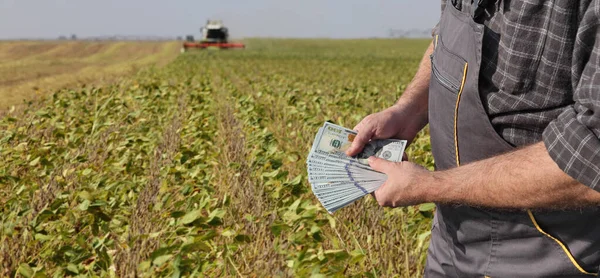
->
xmin=312 ymin=122 xmax=405 ymax=166
xmin=306 ymin=122 xmax=407 ymax=214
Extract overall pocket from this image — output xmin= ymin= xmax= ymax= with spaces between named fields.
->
xmin=527 ymin=210 xmax=599 ymax=276
xmin=431 ymin=37 xmax=467 ymax=93
xmin=429 ymin=35 xmax=468 ymax=169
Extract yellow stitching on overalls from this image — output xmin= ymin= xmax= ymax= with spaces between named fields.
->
xmin=526 ymin=210 xmax=597 ymax=276
xmin=454 ymin=63 xmax=469 ymax=166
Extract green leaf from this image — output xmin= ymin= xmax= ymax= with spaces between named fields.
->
xmin=138 ymin=261 xmax=151 ymax=272
xmin=78 ymin=199 xmax=90 ymax=211
xmin=221 ymin=229 xmax=235 ymax=237
xmin=181 ymin=241 xmax=211 ymax=253
xmin=326 ymin=215 xmax=337 ymax=229
xmin=34 ymin=233 xmax=52 ymax=241
xmin=207 ymin=209 xmax=225 ymax=226
xmin=66 ymin=263 xmax=79 ymax=274
xmin=171 ymin=255 xmax=182 ymax=278
xmin=287 ymin=154 xmax=299 ymax=162
xmin=82 ymin=168 xmax=92 ymax=176
xmin=181 ymin=209 xmax=202 ymax=225
xmin=244 ymin=214 xmax=254 ymax=222
xmin=78 ymin=191 xmax=92 ymax=201
xmin=270 ymin=223 xmax=289 ymax=236
xmin=199 ymin=229 xmax=217 ymax=241
xmin=288 ymin=199 xmax=301 ymax=212
xmin=33 ymin=270 xmax=48 ymax=277
xmin=29 ymin=157 xmax=40 ymax=166
xmin=419 ymin=203 xmax=436 ymax=212
xmin=234 ymin=234 xmax=252 ymax=243
xmin=287 ymin=175 xmax=302 ymax=186
xmin=18 ymin=264 xmax=34 ymax=278
xmin=349 ymin=249 xmax=366 ymax=264
xmin=261 ymin=169 xmax=280 ymax=178
xmin=208 ymin=208 xmax=225 ymax=219
xmin=170 ymin=211 xmax=185 ymax=218
xmin=153 ymin=254 xmax=173 ymax=266
xmin=324 ymin=249 xmax=349 ymax=261
xmin=150 ymin=246 xmax=178 ymax=261
xmin=91 ymin=209 xmax=111 ymax=221
xmin=418 ymin=230 xmax=432 ymax=243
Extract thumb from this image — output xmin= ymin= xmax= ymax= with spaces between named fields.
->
xmin=346 ymin=129 xmax=374 ymax=156
xmin=368 ymin=156 xmax=395 ymax=174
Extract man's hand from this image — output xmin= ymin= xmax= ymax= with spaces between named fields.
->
xmin=371 ymin=142 xmax=600 ymax=209
xmin=368 ymin=156 xmax=433 ymax=207
xmin=346 ymin=103 xmax=428 ymax=156
xmin=345 ymin=42 xmax=434 ymax=157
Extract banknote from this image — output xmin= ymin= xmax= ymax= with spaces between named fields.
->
xmin=311 ymin=122 xmax=405 ymax=166
xmin=306 ymin=122 xmax=407 ymax=213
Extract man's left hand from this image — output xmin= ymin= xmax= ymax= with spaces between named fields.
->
xmin=368 ymin=156 xmax=433 ymax=207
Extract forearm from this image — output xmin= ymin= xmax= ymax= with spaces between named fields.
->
xmin=394 ymin=42 xmax=433 ymax=122
xmin=427 ymin=142 xmax=600 ymax=209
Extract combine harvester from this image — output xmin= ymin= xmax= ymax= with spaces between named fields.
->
xmin=181 ymin=20 xmax=245 ymax=52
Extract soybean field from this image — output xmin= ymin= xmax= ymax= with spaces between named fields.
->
xmin=0 ymin=39 xmax=435 ymax=277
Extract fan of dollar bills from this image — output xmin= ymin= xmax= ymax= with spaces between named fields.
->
xmin=306 ymin=122 xmax=407 ymax=213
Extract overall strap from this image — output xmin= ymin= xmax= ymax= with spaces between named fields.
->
xmin=472 ymin=0 xmax=497 ymax=20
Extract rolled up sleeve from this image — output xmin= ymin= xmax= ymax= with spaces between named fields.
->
xmin=542 ymin=8 xmax=600 ymax=192
xmin=544 ymin=107 xmax=600 ymax=192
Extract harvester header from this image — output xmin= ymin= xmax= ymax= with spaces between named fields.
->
xmin=182 ymin=20 xmax=245 ymax=52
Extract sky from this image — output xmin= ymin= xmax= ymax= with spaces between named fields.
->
xmin=0 ymin=1 xmax=440 ymax=39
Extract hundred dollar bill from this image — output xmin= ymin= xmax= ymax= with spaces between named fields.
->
xmin=314 ymin=187 xmax=367 ymax=200
xmin=306 ymin=122 xmax=408 ymax=214
xmin=311 ymin=122 xmax=406 ymax=166
xmin=319 ymin=191 xmax=366 ymax=207
xmin=312 ymin=179 xmax=383 ymax=195
xmin=307 ymin=165 xmax=386 ymax=176
xmin=312 ymin=181 xmax=383 ymax=196
xmin=311 ymin=180 xmax=383 ymax=192
xmin=327 ymin=196 xmax=366 ymax=213
xmin=308 ymin=174 xmax=382 ymax=184
xmin=307 ymin=153 xmax=380 ymax=172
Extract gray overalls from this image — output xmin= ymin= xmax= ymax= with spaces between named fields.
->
xmin=425 ymin=2 xmax=600 ymax=277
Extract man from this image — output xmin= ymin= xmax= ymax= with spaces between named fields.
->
xmin=346 ymin=1 xmax=600 ymax=277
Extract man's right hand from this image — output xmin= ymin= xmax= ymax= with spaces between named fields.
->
xmin=346 ymin=103 xmax=428 ymax=157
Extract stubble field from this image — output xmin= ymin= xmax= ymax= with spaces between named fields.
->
xmin=0 ymin=41 xmax=180 ymax=108
xmin=0 ymin=38 xmax=435 ymax=277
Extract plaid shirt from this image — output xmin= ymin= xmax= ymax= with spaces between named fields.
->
xmin=434 ymin=0 xmax=600 ymax=192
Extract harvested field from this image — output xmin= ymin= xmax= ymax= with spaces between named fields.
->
xmin=0 ymin=41 xmax=180 ymax=107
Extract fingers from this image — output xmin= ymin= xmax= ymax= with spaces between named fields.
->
xmin=372 ymin=183 xmax=389 ymax=207
xmin=368 ymin=156 xmax=396 ymax=174
xmin=352 ymin=120 xmax=364 ymax=132
xmin=346 ymin=122 xmax=374 ymax=156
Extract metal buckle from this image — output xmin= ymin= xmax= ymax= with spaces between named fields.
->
xmin=473 ymin=0 xmax=491 ymax=20
xmin=451 ymin=0 xmax=462 ymax=11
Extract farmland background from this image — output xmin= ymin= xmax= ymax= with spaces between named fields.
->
xmin=0 ymin=38 xmax=435 ymax=277
xmin=0 ymin=41 xmax=180 ymax=108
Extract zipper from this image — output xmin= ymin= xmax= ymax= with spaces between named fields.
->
xmin=431 ymin=60 xmax=460 ymax=93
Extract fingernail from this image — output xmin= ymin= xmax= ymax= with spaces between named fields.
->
xmin=368 ymin=156 xmax=375 ymax=163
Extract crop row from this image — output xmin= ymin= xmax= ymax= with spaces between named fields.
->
xmin=0 ymin=39 xmax=434 ymax=277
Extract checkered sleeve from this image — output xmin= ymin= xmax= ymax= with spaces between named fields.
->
xmin=542 ymin=3 xmax=600 ymax=192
